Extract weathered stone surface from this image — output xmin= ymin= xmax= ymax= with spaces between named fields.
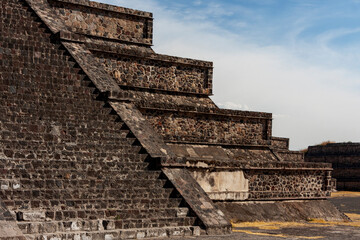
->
xmin=217 ymin=200 xmax=348 ymax=222
xmin=142 ymin=109 xmax=272 ymax=145
xmin=162 ymin=168 xmax=232 ymax=235
xmin=0 ymin=199 xmax=25 ymax=239
xmin=244 ymin=169 xmax=330 ymax=199
xmin=24 ymin=0 xmax=67 ymax=34
xmin=50 ymin=0 xmax=153 ymax=45
xmin=271 ymin=137 xmax=290 ymax=150
xmin=109 ymin=102 xmax=176 ymax=160
xmin=191 ymin=171 xmax=249 ymax=200
xmin=96 ymin=51 xmax=213 ymax=94
xmin=62 ymin=42 xmax=122 ymax=94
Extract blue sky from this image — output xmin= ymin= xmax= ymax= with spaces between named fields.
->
xmin=99 ymin=0 xmax=360 ymax=150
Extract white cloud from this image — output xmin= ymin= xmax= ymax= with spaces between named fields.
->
xmin=217 ymin=102 xmax=249 ymax=111
xmin=98 ymin=0 xmax=360 ymax=150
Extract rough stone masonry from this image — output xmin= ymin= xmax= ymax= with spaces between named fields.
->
xmin=0 ymin=0 xmax=345 ymax=239
xmin=306 ymin=142 xmax=360 ymax=191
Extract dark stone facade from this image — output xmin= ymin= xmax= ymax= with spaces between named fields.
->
xmin=305 ymin=143 xmax=360 ymax=190
xmin=0 ymin=0 xmax=335 ymax=239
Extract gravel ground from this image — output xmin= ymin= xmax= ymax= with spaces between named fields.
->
xmin=163 ymin=192 xmax=360 ymax=240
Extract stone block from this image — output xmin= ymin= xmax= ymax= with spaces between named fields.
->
xmin=176 ymin=208 xmax=189 ymax=217
xmin=1 ymin=181 xmax=9 ymax=190
xmin=167 ymin=227 xmax=184 ymax=237
xmin=104 ymin=234 xmax=115 ymax=240
xmin=135 ymin=231 xmax=146 ymax=239
xmin=43 ymin=222 xmax=57 ymax=233
xmin=192 ymin=226 xmax=201 ymax=236
xmin=22 ymin=211 xmax=46 ymax=221
xmin=120 ymin=230 xmax=136 ymax=239
xmin=145 ymin=229 xmax=159 ymax=238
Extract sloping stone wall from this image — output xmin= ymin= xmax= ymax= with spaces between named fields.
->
xmin=96 ymin=52 xmax=213 ymax=94
xmin=245 ymin=170 xmax=330 ymax=199
xmin=142 ymin=110 xmax=272 ymax=145
xmin=49 ymin=0 xmax=153 ymax=45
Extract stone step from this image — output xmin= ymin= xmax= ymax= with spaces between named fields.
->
xmin=21 ymin=226 xmax=201 ymax=239
xmin=4 ymin=199 xmax=184 ymax=215
xmin=3 ymin=190 xmax=179 ymax=205
xmin=1 ymin=158 xmax=147 ymax=167
xmin=1 ymin=165 xmax=154 ymax=179
xmin=1 ymin=174 xmax=167 ymax=192
xmin=16 ymin=207 xmax=189 ymax=222
xmin=1 ymin=172 xmax=163 ymax=187
xmin=4 ymin=178 xmax=167 ymax=192
xmin=1 ymin=159 xmax=152 ymax=172
xmin=10 ymin=198 xmax=183 ymax=214
xmin=18 ymin=217 xmax=197 ymax=234
xmin=2 ymin=188 xmax=174 ymax=203
xmin=0 ymin=163 xmax=152 ymax=178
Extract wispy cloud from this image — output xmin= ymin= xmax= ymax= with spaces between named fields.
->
xmin=217 ymin=102 xmax=249 ymax=111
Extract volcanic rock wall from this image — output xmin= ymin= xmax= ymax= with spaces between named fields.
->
xmin=306 ymin=143 xmax=360 ymax=190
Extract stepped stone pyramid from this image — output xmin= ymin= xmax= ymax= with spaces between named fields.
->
xmin=0 ymin=0 xmax=337 ymax=239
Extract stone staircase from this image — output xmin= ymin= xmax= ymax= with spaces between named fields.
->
xmin=1 ymin=124 xmax=200 ymax=238
xmin=1 ymin=132 xmax=200 ymax=238
xmin=0 ymin=1 xmax=203 ymax=238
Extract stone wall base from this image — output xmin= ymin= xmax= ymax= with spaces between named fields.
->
xmin=216 ymin=200 xmax=348 ymax=223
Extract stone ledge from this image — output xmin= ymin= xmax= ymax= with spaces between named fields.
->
xmin=140 ymin=106 xmax=272 ymax=120
xmin=216 ymin=200 xmax=348 ymax=222
xmin=208 ymin=191 xmax=249 ymax=201
xmin=162 ymin=157 xmax=332 ymax=170
xmin=49 ymin=0 xmax=153 ymax=46
xmin=271 ymin=137 xmax=290 ymax=150
xmin=275 ymin=149 xmax=303 ymax=154
xmin=307 ymin=142 xmax=360 ymax=156
xmin=90 ymin=48 xmax=213 ymax=68
xmin=121 ymin=85 xmax=211 ymax=97
xmin=58 ymin=31 xmax=86 ymax=43
xmin=50 ymin=0 xmax=153 ymax=18
xmin=163 ymin=141 xmax=272 ymax=148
